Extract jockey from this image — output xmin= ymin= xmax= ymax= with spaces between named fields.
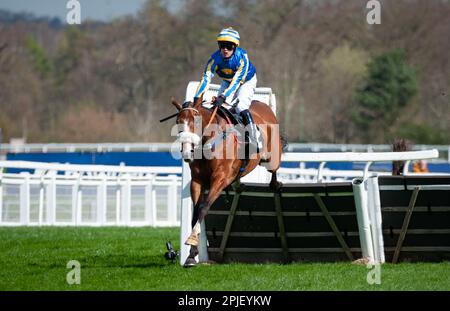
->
xmin=193 ymin=27 xmax=262 ymax=152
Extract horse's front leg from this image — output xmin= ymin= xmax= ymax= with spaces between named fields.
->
xmin=269 ymin=171 xmax=282 ymax=191
xmin=186 ymin=175 xmax=230 ymax=243
xmin=184 ymin=180 xmax=203 ymax=267
xmin=197 ymin=175 xmax=233 ymax=229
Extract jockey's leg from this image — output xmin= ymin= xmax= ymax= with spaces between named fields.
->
xmin=233 ymin=75 xmax=257 ymax=114
xmin=235 ymin=75 xmax=261 ymax=153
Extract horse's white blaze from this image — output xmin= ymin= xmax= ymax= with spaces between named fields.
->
xmin=178 ymin=121 xmax=201 ymax=161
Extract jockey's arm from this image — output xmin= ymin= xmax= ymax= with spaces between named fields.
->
xmin=194 ymin=58 xmax=217 ymax=100
xmin=222 ymin=53 xmax=249 ymax=99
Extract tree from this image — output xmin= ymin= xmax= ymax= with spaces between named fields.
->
xmin=320 ymin=44 xmax=367 ymax=143
xmin=25 ymin=36 xmax=53 ymax=78
xmin=353 ymin=49 xmax=417 ymax=142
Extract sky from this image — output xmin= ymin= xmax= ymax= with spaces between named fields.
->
xmin=0 ymin=0 xmax=149 ymax=22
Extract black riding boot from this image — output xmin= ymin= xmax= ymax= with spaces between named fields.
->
xmin=239 ymin=109 xmax=261 ymax=154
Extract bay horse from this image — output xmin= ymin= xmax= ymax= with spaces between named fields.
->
xmin=392 ymin=138 xmax=412 ymax=175
xmin=170 ymin=96 xmax=282 ymax=266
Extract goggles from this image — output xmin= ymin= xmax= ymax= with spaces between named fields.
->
xmin=218 ymin=42 xmax=236 ymax=51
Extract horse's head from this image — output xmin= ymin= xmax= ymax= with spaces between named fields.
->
xmin=171 ymin=96 xmax=203 ymax=163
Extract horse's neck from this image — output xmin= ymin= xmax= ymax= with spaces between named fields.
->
xmin=199 ymin=107 xmax=226 ymax=128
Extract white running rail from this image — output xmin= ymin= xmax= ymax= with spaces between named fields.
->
xmin=0 ymin=161 xmax=181 ymax=227
xmin=0 ymin=150 xmax=441 ymax=228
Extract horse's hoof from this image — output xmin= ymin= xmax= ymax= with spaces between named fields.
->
xmin=270 ymin=181 xmax=283 ymax=191
xmin=183 ymin=257 xmax=197 ymax=268
xmin=259 ymin=152 xmax=270 ymax=162
xmin=185 ymin=235 xmax=199 ymax=246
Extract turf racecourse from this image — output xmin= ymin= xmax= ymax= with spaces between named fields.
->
xmin=0 ymin=227 xmax=448 ymax=291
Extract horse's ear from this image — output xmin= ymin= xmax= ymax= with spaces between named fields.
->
xmin=171 ymin=97 xmax=182 ymax=111
xmin=193 ymin=95 xmax=203 ymax=109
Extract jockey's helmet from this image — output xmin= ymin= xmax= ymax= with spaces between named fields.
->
xmin=217 ymin=27 xmax=240 ymax=46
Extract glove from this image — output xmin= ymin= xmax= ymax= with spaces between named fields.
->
xmin=213 ymin=95 xmax=226 ymax=107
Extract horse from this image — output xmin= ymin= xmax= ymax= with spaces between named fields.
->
xmin=392 ymin=138 xmax=412 ymax=175
xmin=170 ymin=95 xmax=283 ymax=266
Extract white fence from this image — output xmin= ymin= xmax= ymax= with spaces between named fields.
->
xmin=0 ymin=161 xmax=181 ymax=227
xmin=278 ymin=149 xmax=444 ymax=183
xmin=0 ymin=150 xmax=443 ymax=229
xmin=2 ymin=142 xmax=449 ymax=162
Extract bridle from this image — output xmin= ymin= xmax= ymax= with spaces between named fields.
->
xmin=180 ymin=107 xmax=200 ymax=115
xmin=178 ymin=104 xmax=220 ymax=138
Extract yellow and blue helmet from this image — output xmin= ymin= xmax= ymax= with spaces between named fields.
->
xmin=217 ymin=27 xmax=240 ymax=46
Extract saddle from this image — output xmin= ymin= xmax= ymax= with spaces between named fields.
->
xmin=202 ymin=100 xmax=252 ymax=172
xmin=201 ymin=100 xmax=243 ymax=127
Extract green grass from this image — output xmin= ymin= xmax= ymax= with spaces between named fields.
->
xmin=0 ymin=227 xmax=449 ymax=291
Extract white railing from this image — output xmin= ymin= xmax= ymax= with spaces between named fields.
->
xmin=286 ymin=143 xmax=450 ymax=162
xmin=278 ymin=149 xmax=442 ymax=182
xmin=0 ymin=142 xmax=175 ymax=154
xmin=0 ymin=150 xmax=442 ymax=229
xmin=0 ymin=161 xmax=181 ymax=227
xmin=2 ymin=142 xmax=449 ymax=162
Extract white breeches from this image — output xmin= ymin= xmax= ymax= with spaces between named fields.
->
xmin=218 ymin=75 xmax=257 ymax=113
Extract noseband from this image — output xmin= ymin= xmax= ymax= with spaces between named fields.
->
xmin=180 ymin=107 xmax=201 ymax=115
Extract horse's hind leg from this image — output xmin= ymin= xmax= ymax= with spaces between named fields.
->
xmin=264 ymin=123 xmax=282 ymax=190
xmin=269 ymin=171 xmax=282 ymax=191
xmin=197 ymin=176 xmax=232 ymax=224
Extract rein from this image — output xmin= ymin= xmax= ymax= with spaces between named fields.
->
xmin=173 ymin=104 xmax=232 ymax=144
xmin=205 ymin=106 xmax=219 ymax=130
xmin=181 ymin=105 xmax=219 ymax=138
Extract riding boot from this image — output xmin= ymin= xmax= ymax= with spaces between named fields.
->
xmin=239 ymin=109 xmax=262 ymax=154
